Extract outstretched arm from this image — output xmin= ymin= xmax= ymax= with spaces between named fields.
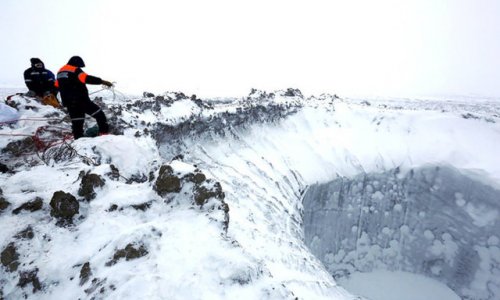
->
xmin=76 ymin=68 xmax=113 ymax=87
xmin=76 ymin=68 xmax=103 ymax=85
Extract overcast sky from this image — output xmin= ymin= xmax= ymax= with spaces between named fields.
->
xmin=1 ymin=0 xmax=499 ymax=98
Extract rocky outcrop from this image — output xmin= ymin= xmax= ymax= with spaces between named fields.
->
xmin=1 ymin=137 xmax=36 ymax=157
xmin=49 ymin=191 xmax=79 ymax=225
xmin=18 ymin=269 xmax=42 ymax=293
xmin=12 ymin=197 xmax=43 ymax=215
xmin=1 ymin=243 xmax=19 ymax=272
xmin=78 ymin=173 xmax=105 ymax=201
xmin=154 ymin=165 xmax=181 ymax=196
xmin=105 ymin=243 xmax=148 ymax=266
xmin=80 ymin=262 xmax=92 ymax=286
xmin=154 ymin=164 xmax=230 ymax=230
xmin=283 ymin=88 xmax=303 ymax=98
xmin=0 ymin=162 xmax=9 ymax=173
xmin=0 ymin=188 xmax=9 ymax=213
xmin=0 ymin=197 xmax=10 ymax=213
xmin=193 ymin=180 xmax=224 ymax=206
xmin=106 ymin=164 xmax=121 ymax=180
xmin=15 ymin=226 xmax=34 ymax=240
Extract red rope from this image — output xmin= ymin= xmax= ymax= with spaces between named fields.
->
xmin=2 ymin=95 xmax=75 ymax=153
xmin=0 ymin=126 xmax=73 ymax=152
xmin=32 ymin=126 xmax=73 ymax=151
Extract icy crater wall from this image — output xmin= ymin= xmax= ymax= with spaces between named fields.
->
xmin=156 ymin=97 xmax=500 ymax=299
xmin=303 ymin=166 xmax=500 ymax=300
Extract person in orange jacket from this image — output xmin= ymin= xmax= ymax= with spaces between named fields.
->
xmin=55 ymin=56 xmax=113 ymax=139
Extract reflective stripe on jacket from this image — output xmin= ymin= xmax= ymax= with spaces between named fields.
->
xmin=56 ymin=64 xmax=103 ymax=105
xmin=23 ymin=67 xmax=56 ymax=96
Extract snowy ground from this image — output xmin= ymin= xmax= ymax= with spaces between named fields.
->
xmin=1 ymin=87 xmax=500 ymax=299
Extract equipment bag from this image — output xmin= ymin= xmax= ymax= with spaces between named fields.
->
xmin=42 ymin=94 xmax=61 ymax=108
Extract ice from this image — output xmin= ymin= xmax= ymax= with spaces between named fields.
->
xmin=338 ymin=270 xmax=460 ymax=300
xmin=303 ymin=166 xmax=500 ymax=299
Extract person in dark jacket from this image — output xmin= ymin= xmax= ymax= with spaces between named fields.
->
xmin=55 ymin=56 xmax=113 ymax=139
xmin=24 ymin=58 xmax=60 ymax=107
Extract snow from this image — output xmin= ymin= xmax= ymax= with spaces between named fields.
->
xmin=0 ymin=103 xmax=19 ymax=123
xmin=338 ymin=270 xmax=461 ymax=300
xmin=1 ymin=89 xmax=500 ymax=299
xmin=73 ymin=135 xmax=160 ymax=178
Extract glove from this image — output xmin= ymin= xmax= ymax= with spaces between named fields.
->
xmin=101 ymin=80 xmax=113 ymax=87
xmin=26 ymin=90 xmax=36 ymax=97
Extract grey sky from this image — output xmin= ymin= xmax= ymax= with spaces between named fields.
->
xmin=1 ymin=0 xmax=499 ymax=98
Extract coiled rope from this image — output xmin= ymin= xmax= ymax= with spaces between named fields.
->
xmin=1 ymin=84 xmax=127 ymax=158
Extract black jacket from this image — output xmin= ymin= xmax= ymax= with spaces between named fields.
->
xmin=56 ymin=64 xmax=103 ymax=106
xmin=24 ymin=60 xmax=57 ymax=97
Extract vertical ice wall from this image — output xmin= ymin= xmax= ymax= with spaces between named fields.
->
xmin=303 ymin=166 xmax=500 ymax=300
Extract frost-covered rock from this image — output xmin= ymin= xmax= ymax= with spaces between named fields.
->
xmin=79 ymin=262 xmax=92 ymax=286
xmin=105 ymin=243 xmax=148 ymax=266
xmin=12 ymin=197 xmax=43 ymax=214
xmin=0 ymin=196 xmax=10 ymax=213
xmin=154 ymin=165 xmax=181 ymax=196
xmin=78 ymin=173 xmax=105 ymax=201
xmin=49 ymin=191 xmax=79 ymax=225
xmin=0 ymin=162 xmax=9 ymax=173
xmin=282 ymin=88 xmax=303 ymax=98
xmin=14 ymin=227 xmax=34 ymax=240
xmin=17 ymin=269 xmax=41 ymax=293
xmin=1 ymin=243 xmax=19 ymax=272
xmin=193 ymin=180 xmax=224 ymax=206
xmin=2 ymin=137 xmax=36 ymax=157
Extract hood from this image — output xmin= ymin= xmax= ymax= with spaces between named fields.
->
xmin=30 ymin=57 xmax=44 ymax=68
xmin=67 ymin=56 xmax=85 ymax=68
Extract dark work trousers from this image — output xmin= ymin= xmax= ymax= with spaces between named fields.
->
xmin=66 ymin=100 xmax=109 ymax=139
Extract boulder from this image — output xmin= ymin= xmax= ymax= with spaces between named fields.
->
xmin=154 ymin=165 xmax=181 ymax=196
xmin=1 ymin=243 xmax=19 ymax=272
xmin=193 ymin=181 xmax=224 ymax=206
xmin=78 ymin=173 xmax=105 ymax=201
xmin=49 ymin=191 xmax=79 ymax=225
